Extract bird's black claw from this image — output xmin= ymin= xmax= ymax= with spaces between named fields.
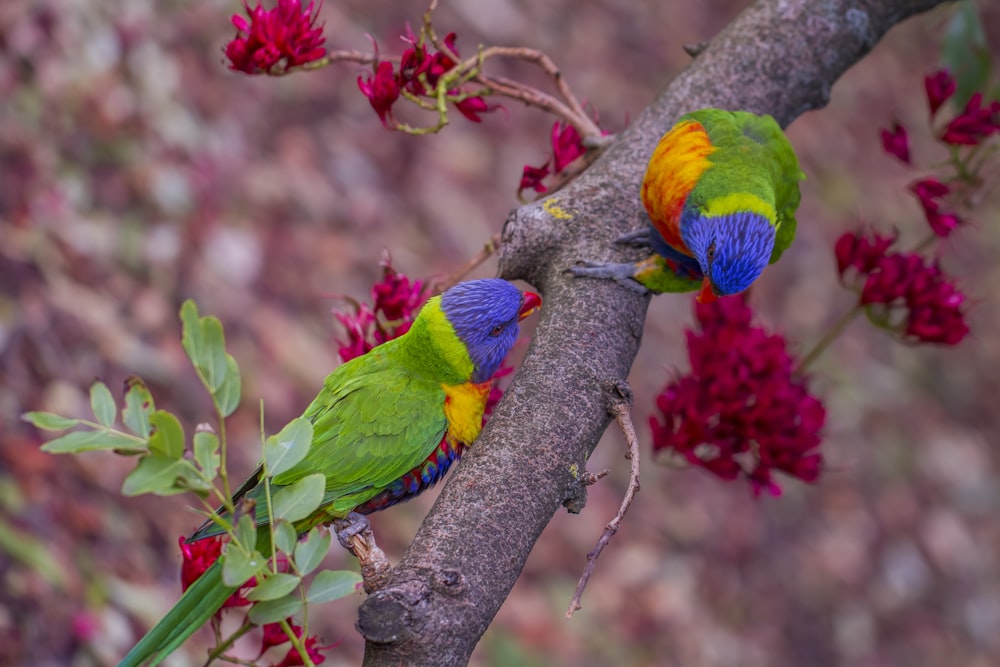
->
xmin=569 ymin=262 xmax=650 ymax=294
xmin=333 ymin=511 xmax=371 ymax=550
xmin=614 ymin=228 xmax=653 ymax=248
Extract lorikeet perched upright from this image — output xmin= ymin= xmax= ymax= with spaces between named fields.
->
xmin=119 ymin=278 xmax=541 ymax=667
xmin=574 ymin=109 xmax=803 ymax=302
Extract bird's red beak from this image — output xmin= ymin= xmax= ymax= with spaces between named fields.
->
xmin=696 ymin=277 xmax=718 ymax=304
xmin=519 ymin=291 xmax=542 ymax=320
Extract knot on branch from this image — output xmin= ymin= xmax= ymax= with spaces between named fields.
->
xmin=357 ymin=579 xmax=432 ymax=645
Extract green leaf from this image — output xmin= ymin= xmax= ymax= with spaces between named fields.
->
xmin=274 ymin=520 xmax=298 ymax=556
xmin=246 ymin=573 xmax=301 ymax=602
xmin=122 ymin=376 xmax=155 ymax=438
xmin=121 ymin=455 xmax=189 ymax=496
xmin=294 ymin=527 xmax=331 ymax=576
xmin=180 ymin=300 xmax=242 ymax=415
xmin=235 ymin=514 xmax=258 ymax=552
xmin=175 ymin=465 xmax=213 ymax=497
xmin=40 ymin=429 xmax=146 ymax=454
xmin=22 ymin=412 xmax=81 ymax=431
xmin=147 ymin=411 xmax=185 ymax=460
xmin=89 ymin=382 xmax=116 ymax=428
xmin=306 ymin=569 xmax=362 ymax=604
xmin=264 ymin=418 xmax=313 ymax=478
xmin=214 ymin=355 xmax=242 ymax=417
xmin=247 ymin=595 xmax=304 ymax=626
xmin=271 ymin=474 xmax=325 ymax=523
xmin=941 ymin=0 xmax=991 ymax=109
xmin=221 ymin=544 xmax=264 ymax=587
xmin=193 ymin=430 xmax=220 ymax=478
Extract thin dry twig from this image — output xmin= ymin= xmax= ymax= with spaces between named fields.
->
xmin=566 ymin=400 xmax=641 ymax=618
xmin=429 ymin=233 xmax=503 ymax=294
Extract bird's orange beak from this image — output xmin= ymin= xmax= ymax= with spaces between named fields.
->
xmin=696 ymin=277 xmax=718 ymax=304
xmin=519 ymin=291 xmax=542 ymax=320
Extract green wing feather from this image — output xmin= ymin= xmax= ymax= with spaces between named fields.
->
xmin=686 ymin=109 xmax=804 ymax=263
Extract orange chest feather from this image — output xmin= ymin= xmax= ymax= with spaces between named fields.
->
xmin=442 ymin=380 xmax=492 ymax=445
xmin=641 ymin=120 xmax=715 ymax=254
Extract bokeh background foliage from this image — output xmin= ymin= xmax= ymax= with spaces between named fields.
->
xmin=2 ymin=0 xmax=1000 ymax=665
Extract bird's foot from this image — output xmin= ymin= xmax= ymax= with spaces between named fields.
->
xmin=331 ymin=513 xmax=391 ymax=592
xmin=332 ymin=511 xmax=371 ymax=550
xmin=569 ymin=261 xmax=650 ymax=294
xmin=613 ymin=228 xmax=653 ymax=248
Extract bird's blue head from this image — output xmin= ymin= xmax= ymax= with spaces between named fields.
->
xmin=440 ymin=279 xmax=541 ymax=383
xmin=680 ymin=209 xmax=776 ymax=299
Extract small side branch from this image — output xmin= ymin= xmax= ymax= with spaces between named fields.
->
xmin=566 ymin=394 xmax=641 ymax=618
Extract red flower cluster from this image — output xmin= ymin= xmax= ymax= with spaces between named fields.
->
xmin=178 ymin=536 xmax=251 ymax=608
xmin=519 ymin=120 xmax=604 ymax=196
xmin=879 ymin=123 xmax=910 ymax=164
xmin=357 ymin=32 xmax=499 ymax=128
xmin=835 ymin=230 xmax=969 ymax=345
xmin=875 ymin=70 xmax=994 ymax=238
xmin=909 ymin=178 xmax=961 ymax=237
xmin=941 ymin=92 xmax=1000 ymax=145
xmin=925 ymin=69 xmax=957 ymax=117
xmin=650 ymin=296 xmax=825 ymax=496
xmin=224 ymin=0 xmax=326 ymax=75
xmin=334 ymin=257 xmax=427 ymax=362
xmin=259 ymin=622 xmax=336 ymax=666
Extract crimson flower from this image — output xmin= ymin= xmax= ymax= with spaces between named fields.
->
xmin=178 ymin=536 xmax=251 ymax=608
xmin=334 ymin=258 xmax=426 ymax=363
xmin=650 ymin=295 xmax=825 ymax=496
xmin=551 ymin=121 xmax=586 ymax=172
xmin=835 ymin=229 xmax=897 ymax=279
xmin=940 ymin=92 xmax=1000 ymax=146
xmin=908 ymin=178 xmax=962 ymax=238
xmin=358 ymin=61 xmax=400 ymax=128
xmin=860 ymin=253 xmax=969 ymax=345
xmin=518 ymin=163 xmax=551 ymax=195
xmin=924 ymin=69 xmax=956 ymax=117
xmin=225 ymin=0 xmax=326 ymax=75
xmin=259 ymin=621 xmax=302 ymax=656
xmin=453 ymin=94 xmax=500 ymax=123
xmin=879 ymin=122 xmax=910 ymax=164
xmin=399 ymin=31 xmax=458 ymax=95
xmin=274 ymin=634 xmax=336 ymax=666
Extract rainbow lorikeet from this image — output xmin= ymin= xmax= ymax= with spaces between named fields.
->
xmin=573 ymin=108 xmax=803 ymax=302
xmin=118 ymin=279 xmax=541 ymax=667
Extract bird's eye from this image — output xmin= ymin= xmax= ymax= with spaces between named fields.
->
xmin=490 ymin=323 xmax=506 ymax=337
xmin=706 ymin=241 xmax=717 ymax=262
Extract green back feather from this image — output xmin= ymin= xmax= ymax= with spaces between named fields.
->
xmin=686 ymin=109 xmax=803 ymax=263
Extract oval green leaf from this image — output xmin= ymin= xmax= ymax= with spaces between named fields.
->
xmin=294 ymin=527 xmax=331 ymax=576
xmin=248 ymin=596 xmax=304 ymax=626
xmin=193 ymin=430 xmax=220 ymax=478
xmin=22 ymin=412 xmax=81 ymax=431
xmin=274 ymin=520 xmax=298 ymax=556
xmin=246 ymin=573 xmax=301 ymax=602
xmin=122 ymin=455 xmax=188 ymax=496
xmin=264 ymin=418 xmax=313 ymax=478
xmin=89 ymin=382 xmax=116 ymax=428
xmin=41 ymin=429 xmax=146 ymax=454
xmin=271 ymin=474 xmax=325 ymax=523
xmin=148 ymin=411 xmax=185 ymax=460
xmin=306 ymin=569 xmax=362 ymax=604
xmin=221 ymin=545 xmax=263 ymax=587
xmin=122 ymin=376 xmax=155 ymax=438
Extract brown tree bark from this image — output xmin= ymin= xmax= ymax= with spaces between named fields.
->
xmin=359 ymin=0 xmax=951 ymax=664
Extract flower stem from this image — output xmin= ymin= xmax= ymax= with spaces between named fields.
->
xmin=202 ymin=621 xmax=254 ymax=667
xmin=796 ymin=302 xmax=864 ymax=374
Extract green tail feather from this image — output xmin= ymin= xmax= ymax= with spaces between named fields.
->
xmin=117 ymin=560 xmax=238 ymax=667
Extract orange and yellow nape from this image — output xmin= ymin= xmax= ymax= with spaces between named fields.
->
xmin=641 ymin=119 xmax=715 ymax=254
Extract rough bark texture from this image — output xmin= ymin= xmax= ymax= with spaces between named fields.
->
xmin=360 ymin=0 xmax=950 ymax=664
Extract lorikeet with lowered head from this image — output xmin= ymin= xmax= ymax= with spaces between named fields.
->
xmin=118 ymin=278 xmax=540 ymax=667
xmin=573 ymin=108 xmax=803 ymax=302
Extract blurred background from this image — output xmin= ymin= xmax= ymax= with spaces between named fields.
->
xmin=2 ymin=0 xmax=1000 ymax=665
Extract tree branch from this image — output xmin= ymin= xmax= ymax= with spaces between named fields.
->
xmin=359 ymin=0 xmax=951 ymax=665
